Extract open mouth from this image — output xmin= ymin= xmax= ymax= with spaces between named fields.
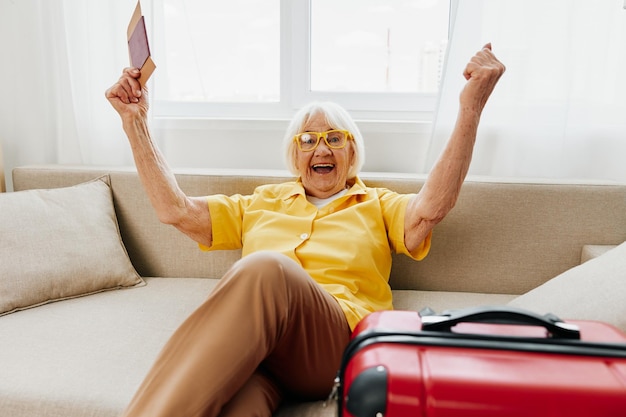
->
xmin=312 ymin=163 xmax=335 ymax=174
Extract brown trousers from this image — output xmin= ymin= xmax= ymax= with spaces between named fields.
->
xmin=121 ymin=251 xmax=352 ymax=417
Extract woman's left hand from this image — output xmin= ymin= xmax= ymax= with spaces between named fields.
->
xmin=459 ymin=43 xmax=506 ymax=114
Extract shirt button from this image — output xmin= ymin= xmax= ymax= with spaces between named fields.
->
xmin=300 ymin=233 xmax=309 ymax=240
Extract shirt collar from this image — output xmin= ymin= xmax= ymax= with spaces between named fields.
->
xmin=283 ymin=177 xmax=367 ymax=201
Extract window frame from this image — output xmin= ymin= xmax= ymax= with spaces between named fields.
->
xmin=150 ymin=0 xmax=449 ymax=121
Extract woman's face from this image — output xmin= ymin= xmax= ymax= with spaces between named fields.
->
xmin=295 ymin=112 xmax=355 ymax=199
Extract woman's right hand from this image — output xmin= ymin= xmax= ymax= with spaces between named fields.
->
xmin=105 ymin=67 xmax=149 ymax=122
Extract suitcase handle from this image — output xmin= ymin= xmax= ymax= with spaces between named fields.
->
xmin=420 ymin=306 xmax=581 ymax=339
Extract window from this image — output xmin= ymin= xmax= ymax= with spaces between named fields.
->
xmin=153 ymin=0 xmax=280 ymax=104
xmin=151 ymin=0 xmax=450 ymax=120
xmin=309 ymin=1 xmax=449 ymax=94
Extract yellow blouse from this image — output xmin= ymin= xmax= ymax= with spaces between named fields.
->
xmin=200 ymin=177 xmax=431 ymax=330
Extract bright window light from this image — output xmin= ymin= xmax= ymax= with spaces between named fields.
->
xmin=310 ymin=0 xmax=449 ymax=93
xmin=152 ymin=0 xmax=450 ymax=119
xmin=156 ymin=0 xmax=280 ymax=103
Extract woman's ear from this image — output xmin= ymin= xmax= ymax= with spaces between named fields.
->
xmin=292 ymin=147 xmax=301 ymax=174
xmin=349 ymin=144 xmax=357 ymax=167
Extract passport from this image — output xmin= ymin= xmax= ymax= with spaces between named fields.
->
xmin=127 ymin=1 xmax=155 ymax=86
xmin=128 ymin=16 xmax=149 ymax=70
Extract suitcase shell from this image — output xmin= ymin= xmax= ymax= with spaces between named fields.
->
xmin=336 ymin=307 xmax=626 ymax=417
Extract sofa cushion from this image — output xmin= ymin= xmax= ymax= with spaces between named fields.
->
xmin=393 ymin=289 xmax=516 ymax=313
xmin=0 ymin=177 xmax=144 ymax=316
xmin=0 ymin=277 xmax=219 ymax=417
xmin=508 ymin=241 xmax=626 ymax=332
xmin=580 ymin=244 xmax=617 ymax=263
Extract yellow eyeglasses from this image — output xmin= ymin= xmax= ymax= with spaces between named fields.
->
xmin=293 ymin=130 xmax=353 ymax=152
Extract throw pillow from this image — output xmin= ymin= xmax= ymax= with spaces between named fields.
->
xmin=0 ymin=176 xmax=144 ymax=316
xmin=508 ymin=241 xmax=626 ymax=332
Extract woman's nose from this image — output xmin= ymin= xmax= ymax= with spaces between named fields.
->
xmin=314 ymin=139 xmax=332 ymax=155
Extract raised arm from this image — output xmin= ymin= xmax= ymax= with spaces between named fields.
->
xmin=105 ymin=68 xmax=213 ymax=247
xmin=404 ymin=44 xmax=505 ymax=252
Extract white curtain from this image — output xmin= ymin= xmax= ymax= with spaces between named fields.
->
xmin=429 ymin=0 xmax=626 ymax=182
xmin=0 ymin=0 xmax=146 ymax=190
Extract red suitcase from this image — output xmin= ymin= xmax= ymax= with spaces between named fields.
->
xmin=334 ymin=307 xmax=626 ymax=417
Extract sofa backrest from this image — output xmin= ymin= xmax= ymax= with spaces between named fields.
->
xmin=13 ymin=165 xmax=626 ymax=295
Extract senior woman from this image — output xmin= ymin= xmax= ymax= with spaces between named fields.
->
xmin=106 ymin=44 xmax=505 ymax=417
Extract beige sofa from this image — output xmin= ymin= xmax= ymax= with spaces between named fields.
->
xmin=0 ymin=142 xmax=5 ymax=193
xmin=1 ymin=165 xmax=626 ymax=417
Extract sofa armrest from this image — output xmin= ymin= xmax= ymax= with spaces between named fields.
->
xmin=580 ymin=245 xmax=618 ymax=264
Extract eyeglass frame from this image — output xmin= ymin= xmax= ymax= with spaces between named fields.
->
xmin=292 ymin=129 xmax=353 ymax=152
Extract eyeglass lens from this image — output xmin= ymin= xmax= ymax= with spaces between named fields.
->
xmin=298 ymin=131 xmax=347 ymax=150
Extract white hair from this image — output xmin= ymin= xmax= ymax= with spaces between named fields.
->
xmin=282 ymin=101 xmax=365 ymax=178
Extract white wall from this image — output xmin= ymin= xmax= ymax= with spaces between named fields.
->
xmin=154 ymin=118 xmax=433 ymax=174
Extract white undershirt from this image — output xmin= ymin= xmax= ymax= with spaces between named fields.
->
xmin=306 ymin=188 xmax=349 ymax=208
